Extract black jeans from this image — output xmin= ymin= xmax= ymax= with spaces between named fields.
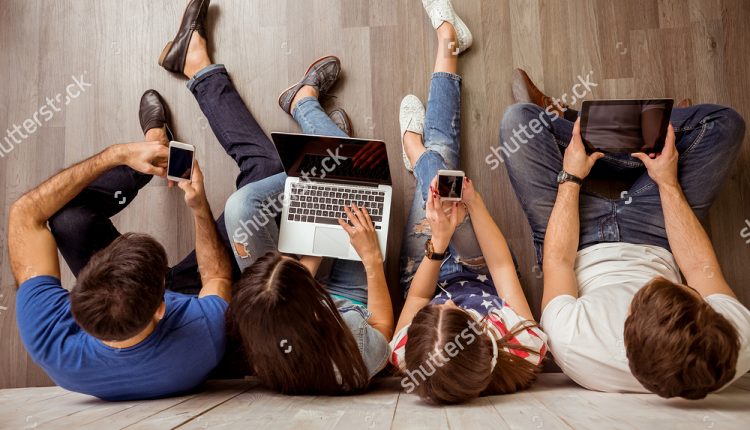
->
xmin=49 ymin=65 xmax=284 ymax=294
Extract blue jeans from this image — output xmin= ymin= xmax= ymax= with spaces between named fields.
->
xmin=399 ymin=73 xmax=489 ymax=295
xmin=224 ymin=97 xmax=371 ymax=304
xmin=501 ymin=103 xmax=746 ymax=264
xmin=49 ymin=64 xmax=284 ymax=294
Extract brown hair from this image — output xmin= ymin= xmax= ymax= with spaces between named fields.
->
xmin=624 ymin=276 xmax=740 ymax=399
xmin=70 ymin=233 xmax=168 ymax=341
xmin=404 ymin=305 xmax=541 ymax=404
xmin=229 ymin=252 xmax=370 ymax=395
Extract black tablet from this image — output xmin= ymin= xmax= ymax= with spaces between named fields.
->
xmin=581 ymin=99 xmax=673 ymax=154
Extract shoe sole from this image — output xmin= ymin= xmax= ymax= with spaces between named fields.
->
xmin=277 ymin=55 xmax=341 ymax=112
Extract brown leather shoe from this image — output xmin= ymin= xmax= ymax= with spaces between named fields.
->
xmin=278 ymin=56 xmax=341 ymax=115
xmin=677 ymin=98 xmax=693 ymax=109
xmin=328 ymin=108 xmax=352 ymax=136
xmin=512 ymin=68 xmax=567 ymax=117
xmin=158 ymin=0 xmax=210 ymax=74
xmin=139 ymin=90 xmax=174 ymax=141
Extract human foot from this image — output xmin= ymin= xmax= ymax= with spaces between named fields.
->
xmin=278 ymin=56 xmax=341 ymax=115
xmin=159 ymin=0 xmax=211 ymax=76
xmin=422 ymin=0 xmax=473 ymax=54
xmin=290 ymin=85 xmax=320 ymax=113
xmin=139 ymin=90 xmax=174 ymax=145
xmin=400 ymin=95 xmax=426 ymax=173
xmin=183 ymin=32 xmax=211 ymax=79
xmin=512 ymin=68 xmax=567 ymax=118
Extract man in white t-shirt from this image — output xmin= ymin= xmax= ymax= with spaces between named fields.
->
xmin=501 ymin=100 xmax=748 ymax=399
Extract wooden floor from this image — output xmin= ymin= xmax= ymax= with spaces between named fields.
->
xmin=1 ymin=0 xmax=749 ymax=389
xmin=0 ymin=374 xmax=748 ymax=429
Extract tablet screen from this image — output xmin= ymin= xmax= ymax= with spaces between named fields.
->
xmin=581 ymin=99 xmax=673 ymax=154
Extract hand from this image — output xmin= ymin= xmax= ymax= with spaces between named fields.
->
xmin=632 ymin=124 xmax=678 ymax=188
xmin=121 ymin=141 xmax=169 ymax=176
xmin=177 ymin=161 xmax=209 ymax=212
xmin=461 ymin=177 xmax=482 ymax=209
xmin=563 ymin=119 xmax=604 ymax=179
xmin=426 ymin=178 xmax=459 ymax=252
xmin=338 ymin=203 xmax=383 ymax=265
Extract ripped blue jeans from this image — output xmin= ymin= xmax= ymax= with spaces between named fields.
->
xmin=399 ymin=72 xmax=489 ymax=295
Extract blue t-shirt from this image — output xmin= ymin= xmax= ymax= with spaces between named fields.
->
xmin=16 ymin=276 xmax=228 ymax=401
xmin=430 ymin=271 xmax=504 ymax=315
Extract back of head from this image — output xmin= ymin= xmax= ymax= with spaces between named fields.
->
xmin=71 ymin=233 xmax=168 ymax=342
xmin=229 ymin=252 xmax=369 ymax=395
xmin=624 ymin=277 xmax=740 ymax=399
xmin=404 ymin=305 xmax=540 ymax=404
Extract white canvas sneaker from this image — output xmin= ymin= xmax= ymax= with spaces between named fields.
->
xmin=399 ymin=95 xmax=426 ymax=173
xmin=422 ymin=0 xmax=473 ymax=54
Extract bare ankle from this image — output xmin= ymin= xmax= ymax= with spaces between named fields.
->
xmin=145 ymin=127 xmax=168 ymax=145
xmin=403 ymin=131 xmax=426 ymax=167
xmin=184 ymin=32 xmax=211 ymax=79
xmin=291 ymin=85 xmax=319 ymax=112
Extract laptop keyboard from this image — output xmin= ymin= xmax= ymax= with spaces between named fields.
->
xmin=288 ymin=183 xmax=385 ymax=229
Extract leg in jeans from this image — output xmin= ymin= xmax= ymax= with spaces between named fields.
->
xmin=168 ymin=64 xmax=285 ymax=294
xmin=399 ymin=73 xmax=488 ymax=294
xmin=502 ymin=103 xmax=614 ymax=265
xmin=400 ymin=22 xmax=486 ymax=295
xmin=291 ymin=95 xmax=369 ymax=303
xmin=223 ymin=96 xmax=345 ymax=272
xmin=616 ymin=104 xmax=746 ymax=249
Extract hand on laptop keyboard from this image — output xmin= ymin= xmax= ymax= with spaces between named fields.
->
xmin=337 ymin=203 xmax=383 ymax=264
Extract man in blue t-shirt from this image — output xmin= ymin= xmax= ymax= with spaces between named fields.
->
xmin=8 ymin=1 xmax=286 ymax=401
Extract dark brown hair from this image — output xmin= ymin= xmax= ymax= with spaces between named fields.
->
xmin=404 ymin=305 xmax=541 ymax=404
xmin=70 ymin=233 xmax=168 ymax=341
xmin=624 ymin=276 xmax=740 ymax=399
xmin=229 ymin=252 xmax=370 ymax=395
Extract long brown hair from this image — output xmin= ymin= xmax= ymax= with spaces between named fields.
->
xmin=229 ymin=252 xmax=370 ymax=395
xmin=624 ymin=277 xmax=739 ymax=399
xmin=404 ymin=305 xmax=541 ymax=404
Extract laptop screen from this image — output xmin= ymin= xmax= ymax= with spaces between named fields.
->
xmin=272 ymin=133 xmax=391 ymax=185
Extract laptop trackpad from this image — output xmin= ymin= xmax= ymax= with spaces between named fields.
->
xmin=313 ymin=227 xmax=350 ymax=257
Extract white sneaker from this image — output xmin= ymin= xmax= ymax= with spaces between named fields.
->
xmin=422 ymin=0 xmax=473 ymax=54
xmin=400 ymin=95 xmax=426 ymax=173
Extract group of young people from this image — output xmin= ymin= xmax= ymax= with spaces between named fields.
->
xmin=8 ymin=0 xmax=750 ymax=404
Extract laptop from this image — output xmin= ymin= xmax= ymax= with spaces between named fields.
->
xmin=272 ymin=132 xmax=393 ymax=261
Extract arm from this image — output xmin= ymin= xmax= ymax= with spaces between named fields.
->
xmin=178 ymin=162 xmax=233 ymax=302
xmin=542 ymin=119 xmax=604 ymax=310
xmin=632 ymin=125 xmax=734 ymax=297
xmin=299 ymin=256 xmax=324 ymax=276
xmin=462 ymin=179 xmax=534 ymax=321
xmin=9 ymin=143 xmax=168 ymax=286
xmin=394 ymin=184 xmax=459 ymax=334
xmin=338 ymin=204 xmax=394 ymax=340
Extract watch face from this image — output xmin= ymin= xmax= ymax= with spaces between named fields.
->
xmin=557 ymin=171 xmax=566 ymax=183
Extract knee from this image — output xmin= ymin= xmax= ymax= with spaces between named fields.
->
xmin=715 ymin=106 xmax=746 ymax=146
xmin=224 ymin=185 xmax=260 ymax=225
xmin=49 ymin=206 xmax=95 ymax=240
xmin=500 ymin=103 xmax=545 ymax=136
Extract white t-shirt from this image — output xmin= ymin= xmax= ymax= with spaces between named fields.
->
xmin=541 ymin=242 xmax=750 ymax=393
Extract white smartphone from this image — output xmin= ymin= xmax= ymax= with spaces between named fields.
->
xmin=437 ymin=169 xmax=465 ymax=202
xmin=167 ymin=141 xmax=195 ymax=182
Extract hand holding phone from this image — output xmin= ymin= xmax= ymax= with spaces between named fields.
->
xmin=437 ymin=170 xmax=465 ymax=202
xmin=167 ymin=141 xmax=195 ymax=182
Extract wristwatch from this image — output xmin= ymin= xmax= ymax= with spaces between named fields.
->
xmin=557 ymin=170 xmax=583 ymax=186
xmin=425 ymin=239 xmax=448 ymax=261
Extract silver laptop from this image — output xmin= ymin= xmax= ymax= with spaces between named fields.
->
xmin=272 ymin=132 xmax=393 ymax=260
